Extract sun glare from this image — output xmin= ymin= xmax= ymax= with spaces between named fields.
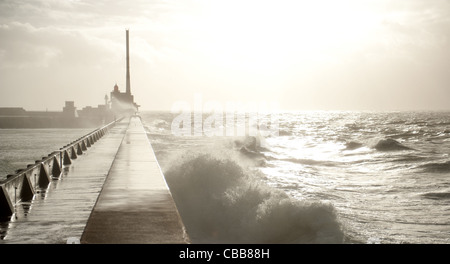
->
xmin=186 ymin=0 xmax=380 ymax=73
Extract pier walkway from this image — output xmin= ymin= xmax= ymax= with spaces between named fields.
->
xmin=1 ymin=116 xmax=188 ymax=244
xmin=81 ymin=116 xmax=188 ymax=243
xmin=1 ymin=118 xmax=129 ymax=243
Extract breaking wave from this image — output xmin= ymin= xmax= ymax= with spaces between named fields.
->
xmin=344 ymin=141 xmax=364 ymax=150
xmin=373 ymin=138 xmax=413 ymax=151
xmin=163 ymin=152 xmax=345 ymax=244
xmin=343 ymin=139 xmax=414 ymax=152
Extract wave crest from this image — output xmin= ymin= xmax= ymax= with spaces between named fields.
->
xmin=163 ymin=153 xmax=344 ymax=243
xmin=417 ymin=161 xmax=450 ymax=173
xmin=373 ymin=138 xmax=413 ymax=151
xmin=421 ymin=191 xmax=450 ymax=200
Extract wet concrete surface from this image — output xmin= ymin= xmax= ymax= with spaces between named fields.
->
xmin=0 ymin=119 xmax=129 ymax=243
xmin=81 ymin=116 xmax=189 ymax=244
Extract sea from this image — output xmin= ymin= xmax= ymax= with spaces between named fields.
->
xmin=1 ymin=111 xmax=450 ymax=244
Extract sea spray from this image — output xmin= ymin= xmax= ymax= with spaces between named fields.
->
xmin=163 ymin=152 xmax=345 ymax=243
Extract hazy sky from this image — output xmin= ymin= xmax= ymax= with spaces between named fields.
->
xmin=1 ymin=0 xmax=449 ymax=111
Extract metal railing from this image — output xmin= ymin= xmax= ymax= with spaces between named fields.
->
xmin=0 ymin=118 xmax=123 ymax=218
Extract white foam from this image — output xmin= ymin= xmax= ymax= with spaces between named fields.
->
xmin=163 ymin=151 xmax=345 ymax=243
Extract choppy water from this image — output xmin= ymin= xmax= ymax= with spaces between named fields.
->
xmin=1 ymin=111 xmax=449 ymax=244
xmin=142 ymin=111 xmax=450 ymax=244
xmin=0 ymin=129 xmax=92 ymax=180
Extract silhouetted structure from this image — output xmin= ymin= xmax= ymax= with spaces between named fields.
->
xmin=62 ymin=101 xmax=77 ymax=118
xmin=0 ymin=101 xmax=113 ymax=128
xmin=110 ymin=29 xmax=139 ymax=116
xmin=0 ymin=29 xmax=139 ymax=128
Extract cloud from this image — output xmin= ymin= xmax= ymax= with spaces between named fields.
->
xmin=0 ymin=0 xmax=185 ymax=70
xmin=1 ymin=0 xmax=450 ymax=111
xmin=0 ymin=0 xmax=187 ymax=110
xmin=0 ymin=22 xmax=118 ymax=69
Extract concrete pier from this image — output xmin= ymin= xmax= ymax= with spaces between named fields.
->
xmin=0 ymin=118 xmax=121 ymax=219
xmin=1 ymin=116 xmax=188 ymax=244
xmin=1 ymin=119 xmax=128 ymax=243
xmin=81 ymin=116 xmax=188 ymax=244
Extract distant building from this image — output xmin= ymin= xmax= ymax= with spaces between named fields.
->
xmin=0 ymin=29 xmax=139 ymax=128
xmin=0 ymin=100 xmax=114 ymax=128
xmin=110 ymin=83 xmax=139 ymax=116
xmin=0 ymin=108 xmax=27 ymax=116
xmin=62 ymin=101 xmax=77 ymax=118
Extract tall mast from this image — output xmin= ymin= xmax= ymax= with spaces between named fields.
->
xmin=126 ymin=29 xmax=131 ymax=95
